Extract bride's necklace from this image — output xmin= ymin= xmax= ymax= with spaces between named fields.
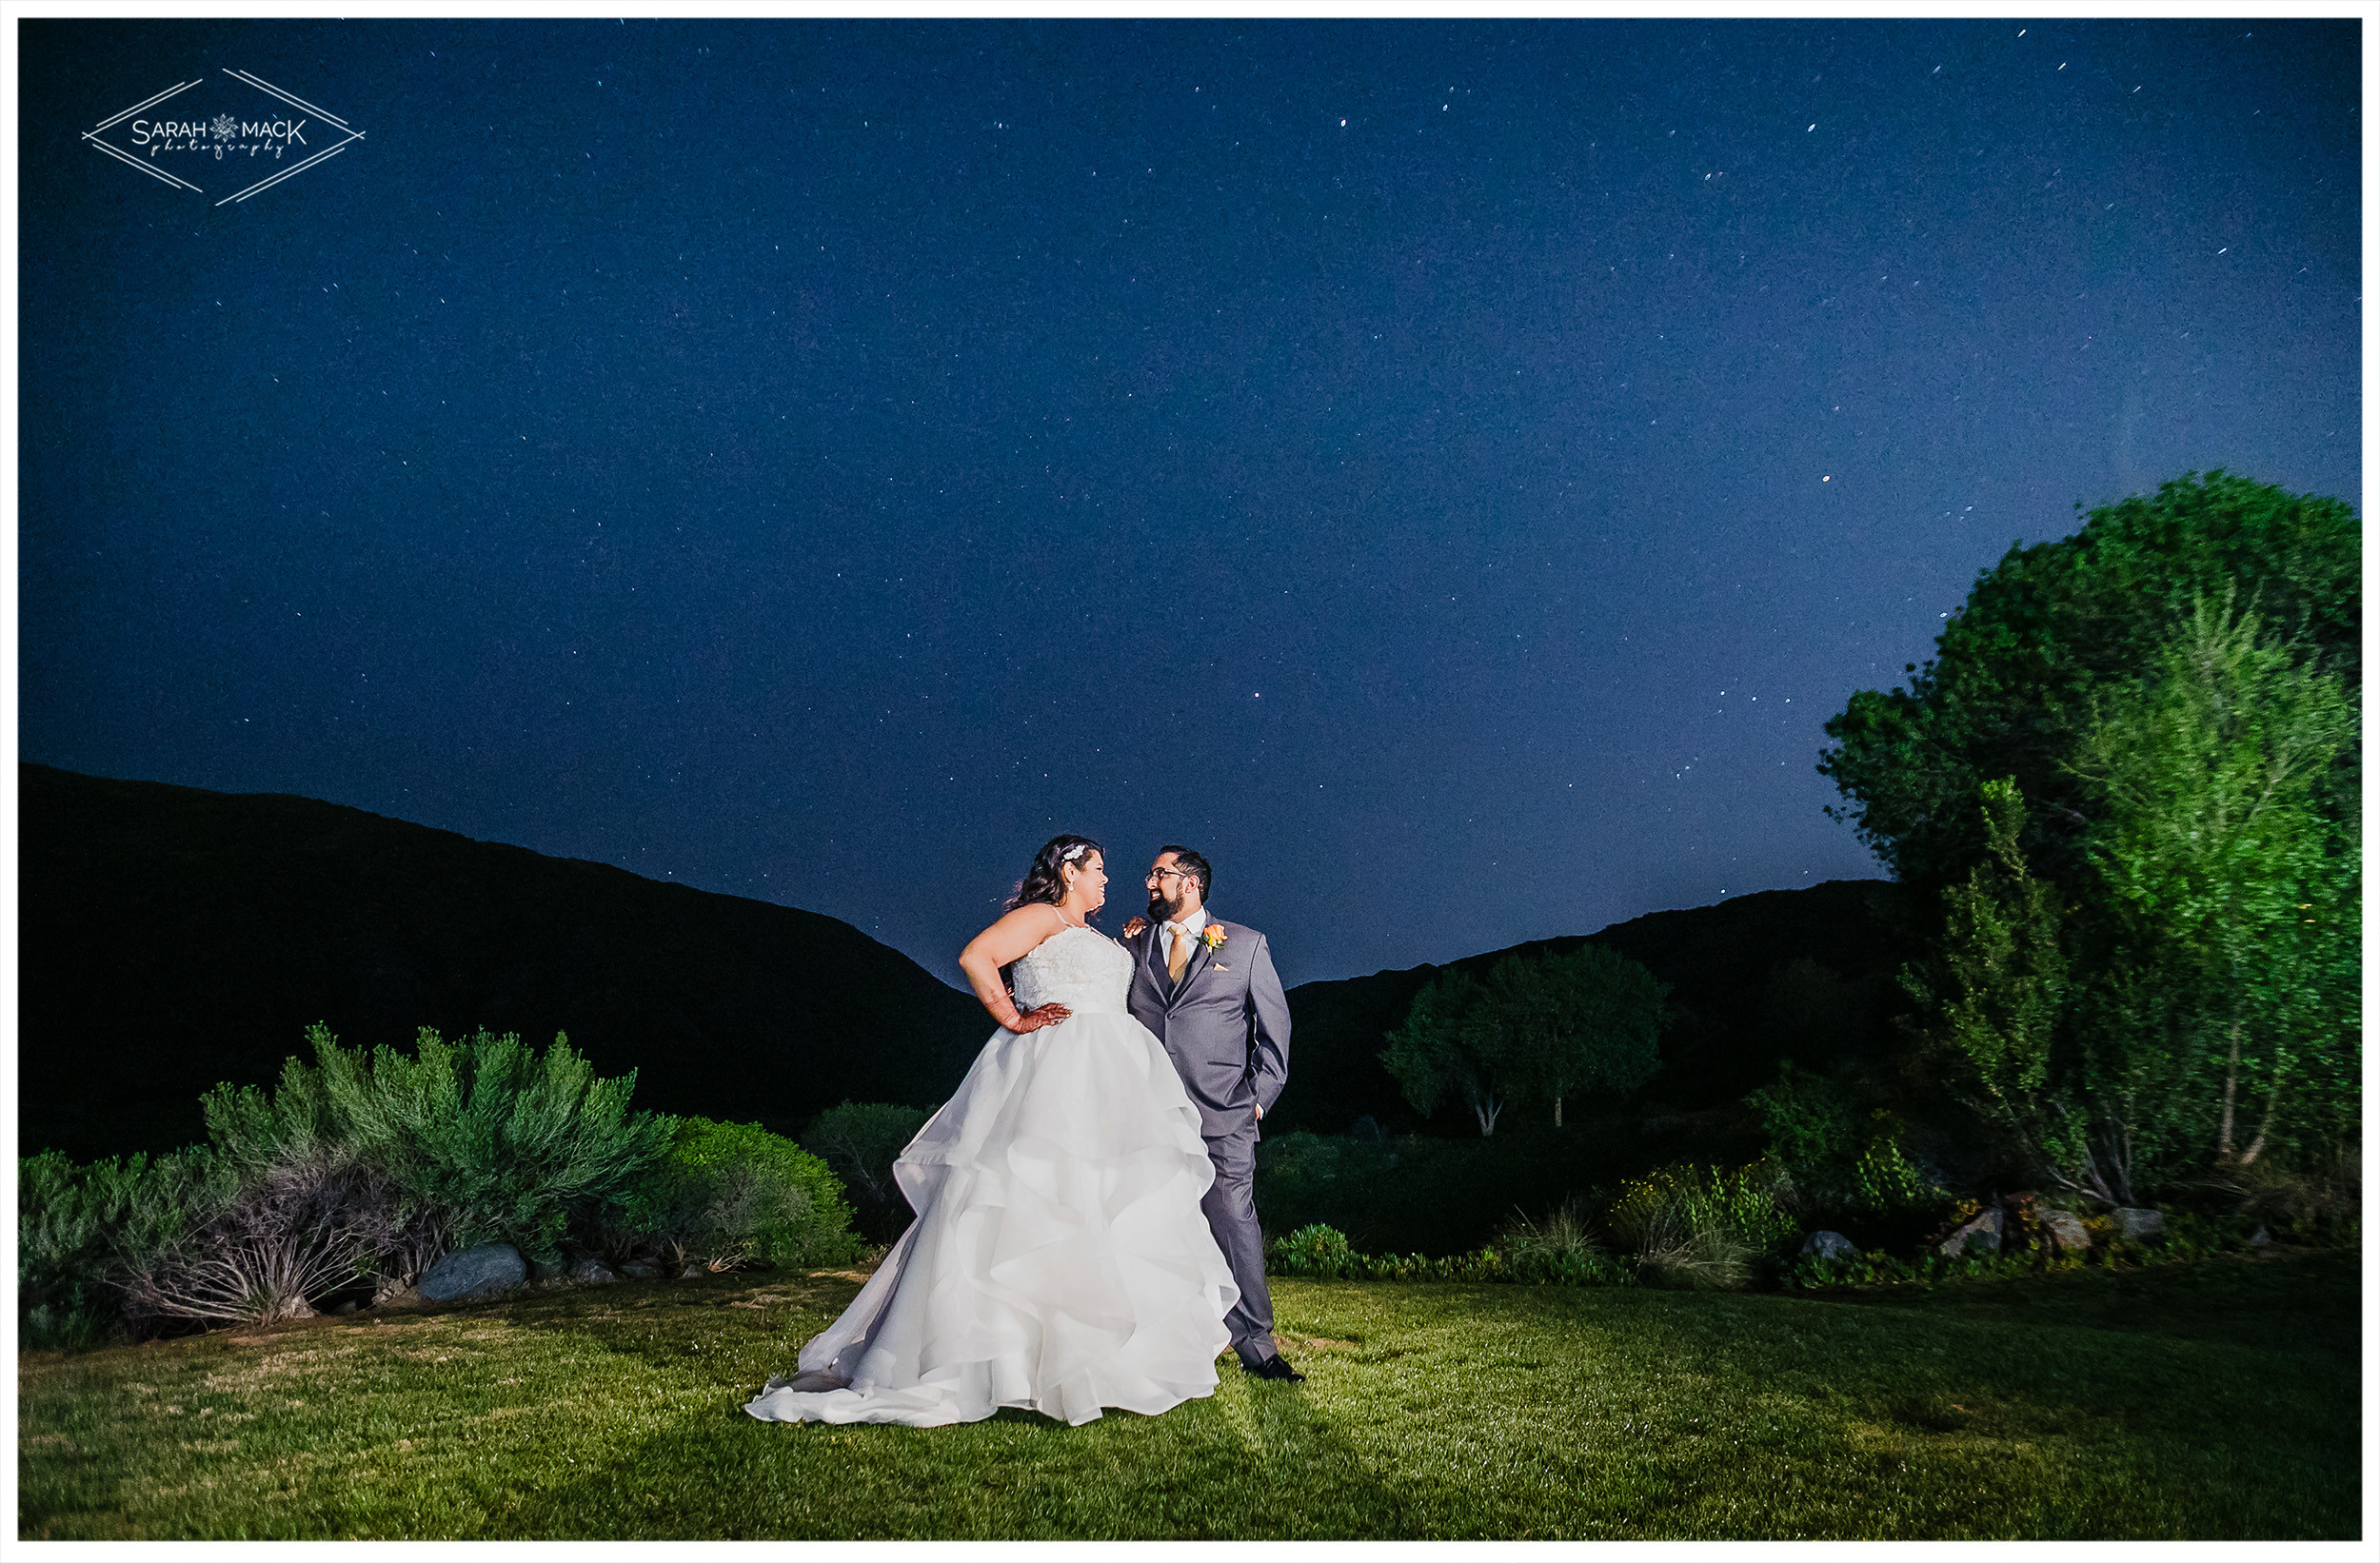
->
xmin=1053 ymin=904 xmax=1089 ymax=930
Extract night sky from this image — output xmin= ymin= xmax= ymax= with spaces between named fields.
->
xmin=17 ymin=19 xmax=2362 ymax=987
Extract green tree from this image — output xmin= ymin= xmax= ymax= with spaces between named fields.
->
xmin=1821 ymin=472 xmax=2357 ymax=896
xmin=2074 ymin=593 xmax=2359 ymax=1169
xmin=1379 ymin=970 xmax=1510 ymax=1136
xmin=1902 ymin=601 xmax=2360 ymax=1203
xmin=1477 ymin=946 xmax=1667 ymax=1126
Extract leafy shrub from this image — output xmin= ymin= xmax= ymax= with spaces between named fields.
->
xmin=1264 ymin=1220 xmax=1636 ymax=1287
xmin=614 ymin=1118 xmax=863 ymax=1272
xmin=1746 ymin=1065 xmax=1951 ymax=1227
xmin=1271 ymin=1222 xmax=1357 ymax=1278
xmin=1846 ymin=1135 xmax=1946 ymax=1215
xmin=1608 ymin=1161 xmax=1797 ymax=1290
xmin=1343 ymin=1248 xmax=1524 ymax=1283
xmin=800 ymin=1101 xmax=927 ymax=1240
xmin=18 ymin=1152 xmax=114 ymax=1351
xmin=18 ymin=1147 xmax=232 ymax=1351
xmin=204 ymin=1023 xmax=675 ymax=1265
xmin=1744 ymin=1063 xmax=1861 ymax=1196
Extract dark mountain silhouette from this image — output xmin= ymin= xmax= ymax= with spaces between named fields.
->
xmin=19 ymin=764 xmax=989 ymax=1159
xmin=20 ymin=764 xmax=1915 ymax=1165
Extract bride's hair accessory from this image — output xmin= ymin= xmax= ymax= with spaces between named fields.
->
xmin=1006 ymin=834 xmax=1103 ymax=913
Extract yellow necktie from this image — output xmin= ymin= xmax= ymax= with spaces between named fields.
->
xmin=1167 ymin=923 xmax=1192 ymax=983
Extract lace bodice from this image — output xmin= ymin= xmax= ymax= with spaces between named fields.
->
xmin=1011 ymin=922 xmax=1132 ymax=1016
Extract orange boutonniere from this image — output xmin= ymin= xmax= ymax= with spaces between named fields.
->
xmin=1200 ymin=923 xmax=1228 ymax=950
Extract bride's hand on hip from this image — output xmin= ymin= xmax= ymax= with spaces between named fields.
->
xmin=1008 ymin=1002 xmax=1071 ymax=1034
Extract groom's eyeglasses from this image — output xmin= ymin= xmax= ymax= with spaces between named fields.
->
xmin=1144 ymin=869 xmax=1190 ymax=885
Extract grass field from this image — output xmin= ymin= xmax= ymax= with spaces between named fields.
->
xmin=17 ymin=1248 xmax=2361 ymax=1540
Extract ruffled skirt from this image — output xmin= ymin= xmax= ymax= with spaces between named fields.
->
xmin=743 ymin=1009 xmax=1237 ymax=1427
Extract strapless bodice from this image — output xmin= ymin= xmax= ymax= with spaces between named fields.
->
xmin=1010 ymin=922 xmax=1132 ymax=1016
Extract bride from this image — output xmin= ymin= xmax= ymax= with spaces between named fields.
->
xmin=744 ymin=835 xmax=1239 ymax=1427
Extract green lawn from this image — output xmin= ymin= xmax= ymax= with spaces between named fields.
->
xmin=18 ymin=1249 xmax=2360 ymax=1539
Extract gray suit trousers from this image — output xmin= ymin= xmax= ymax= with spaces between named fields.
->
xmin=1201 ymin=1118 xmax=1276 ymax=1364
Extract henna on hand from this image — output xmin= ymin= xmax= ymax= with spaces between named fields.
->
xmin=1009 ymin=1002 xmax=1071 ymax=1033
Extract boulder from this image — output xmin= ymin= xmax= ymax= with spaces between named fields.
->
xmin=620 ymin=1261 xmax=663 ymax=1280
xmin=418 ymin=1242 xmax=527 ymax=1302
xmin=2112 ymin=1207 xmax=2165 ymax=1240
xmin=2038 ymin=1208 xmax=2091 ymax=1253
xmin=1938 ymin=1208 xmax=2002 ymax=1257
xmin=370 ymin=1277 xmax=420 ymax=1308
xmin=569 ymin=1257 xmax=622 ymax=1285
xmin=2250 ymin=1225 xmax=2271 ymax=1248
xmin=680 ymin=1261 xmax=713 ymax=1279
xmin=1801 ymin=1230 xmax=1857 ymax=1261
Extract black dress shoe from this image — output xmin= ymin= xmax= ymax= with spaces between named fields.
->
xmin=1242 ymin=1355 xmax=1304 ymax=1382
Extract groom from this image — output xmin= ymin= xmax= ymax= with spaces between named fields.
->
xmin=1122 ymin=847 xmax=1301 ymax=1382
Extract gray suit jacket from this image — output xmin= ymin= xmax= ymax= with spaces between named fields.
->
xmin=1124 ymin=917 xmax=1291 ymax=1140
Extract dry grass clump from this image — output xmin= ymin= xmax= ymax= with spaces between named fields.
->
xmin=1495 ymin=1195 xmax=1622 ymax=1284
xmin=126 ymin=1159 xmax=410 ymax=1327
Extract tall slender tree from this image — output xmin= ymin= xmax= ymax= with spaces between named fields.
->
xmin=2075 ymin=593 xmax=2359 ymax=1170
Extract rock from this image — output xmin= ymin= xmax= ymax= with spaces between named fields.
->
xmin=680 ymin=1262 xmax=711 ymax=1279
xmin=2038 ymin=1208 xmax=2091 ymax=1253
xmin=2250 ymin=1225 xmax=2271 ymax=1247
xmin=569 ymin=1257 xmax=622 ymax=1285
xmin=529 ymin=1256 xmax=566 ymax=1283
xmin=1801 ymin=1230 xmax=1857 ymax=1261
xmin=418 ymin=1243 xmax=527 ymax=1302
xmin=332 ymin=1299 xmax=361 ymax=1316
xmin=2112 ymin=1207 xmax=2165 ymax=1240
xmin=370 ymin=1277 xmax=420 ymax=1308
xmin=1938 ymin=1208 xmax=2002 ymax=1257
xmin=620 ymin=1261 xmax=662 ymax=1280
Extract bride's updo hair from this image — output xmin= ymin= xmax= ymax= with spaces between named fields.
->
xmin=1007 ymin=834 xmax=1102 ymax=913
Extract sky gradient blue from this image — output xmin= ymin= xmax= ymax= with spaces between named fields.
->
xmin=19 ymin=18 xmax=2361 ymax=985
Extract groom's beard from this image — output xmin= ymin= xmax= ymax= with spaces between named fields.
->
xmin=1148 ymin=889 xmax=1186 ymax=922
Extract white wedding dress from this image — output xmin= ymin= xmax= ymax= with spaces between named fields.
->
xmin=744 ymin=921 xmax=1239 ymax=1427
